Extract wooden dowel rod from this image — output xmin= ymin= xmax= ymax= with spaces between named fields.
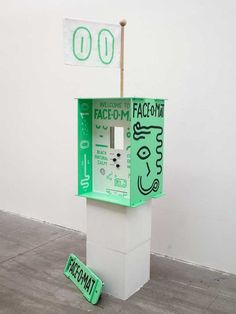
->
xmin=120 ymin=19 xmax=127 ymax=97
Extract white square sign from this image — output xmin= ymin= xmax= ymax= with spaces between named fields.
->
xmin=63 ymin=18 xmax=121 ymax=68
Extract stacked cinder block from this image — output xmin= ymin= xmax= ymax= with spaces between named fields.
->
xmin=86 ymin=199 xmax=152 ymax=300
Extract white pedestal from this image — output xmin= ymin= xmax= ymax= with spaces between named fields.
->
xmin=86 ymin=199 xmax=152 ymax=300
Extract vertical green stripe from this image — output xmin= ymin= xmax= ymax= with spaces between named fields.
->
xmin=81 ymin=36 xmax=84 ymax=53
xmin=105 ymin=37 xmax=108 ymax=56
xmin=78 ymin=99 xmax=92 ymax=195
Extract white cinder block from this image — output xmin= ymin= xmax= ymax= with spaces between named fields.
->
xmin=86 ymin=240 xmax=150 ymax=300
xmin=87 ymin=199 xmax=152 ymax=253
xmin=125 ymin=240 xmax=150 ymax=298
xmin=126 ymin=201 xmax=152 ymax=251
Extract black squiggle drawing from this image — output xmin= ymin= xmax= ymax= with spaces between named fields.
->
xmin=137 ymin=146 xmax=151 ymax=160
xmin=133 ymin=122 xmax=163 ymax=195
xmin=146 ymin=162 xmax=150 ymax=177
xmin=155 ymin=129 xmax=163 ymax=175
xmin=138 ymin=177 xmax=159 ymax=195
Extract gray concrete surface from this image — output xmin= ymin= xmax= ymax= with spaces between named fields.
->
xmin=0 ymin=210 xmax=235 ymax=314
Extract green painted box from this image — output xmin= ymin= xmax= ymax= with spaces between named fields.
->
xmin=77 ymin=98 xmax=165 ymax=207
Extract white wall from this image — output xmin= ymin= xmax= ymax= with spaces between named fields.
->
xmin=0 ymin=0 xmax=235 ymax=273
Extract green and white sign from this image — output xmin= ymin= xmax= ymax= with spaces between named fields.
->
xmin=64 ymin=254 xmax=103 ymax=305
xmin=63 ymin=18 xmax=121 ymax=67
xmin=77 ymin=97 xmax=165 ymax=207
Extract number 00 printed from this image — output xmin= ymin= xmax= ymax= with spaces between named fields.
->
xmin=64 ymin=19 xmax=120 ymax=67
xmin=72 ymin=27 xmax=116 ymax=65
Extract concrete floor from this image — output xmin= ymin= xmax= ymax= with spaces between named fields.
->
xmin=0 ymin=210 xmax=235 ymax=314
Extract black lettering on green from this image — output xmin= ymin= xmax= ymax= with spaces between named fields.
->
xmin=89 ymin=279 xmax=96 ymax=295
xmin=74 ymin=264 xmax=80 ymax=279
xmin=94 ymin=108 xmax=130 ymax=120
xmin=121 ymin=110 xmax=129 ymax=121
xmin=67 ymin=257 xmax=74 ymax=272
xmin=143 ymin=103 xmax=148 ymax=117
xmin=85 ymin=278 xmax=91 ymax=292
xmin=133 ymin=102 xmax=138 ymax=118
xmin=72 ymin=263 xmax=79 ymax=278
xmin=113 ymin=110 xmax=119 ymax=119
xmin=82 ymin=273 xmax=89 ymax=288
xmin=150 ymin=103 xmax=154 ymax=116
xmin=137 ymin=104 xmax=142 ymax=118
xmin=77 ymin=269 xmax=83 ymax=282
xmin=159 ymin=104 xmax=164 ymax=117
xmin=69 ymin=261 xmax=76 ymax=274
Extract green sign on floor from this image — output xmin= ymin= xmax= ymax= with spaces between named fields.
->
xmin=64 ymin=254 xmax=103 ymax=305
